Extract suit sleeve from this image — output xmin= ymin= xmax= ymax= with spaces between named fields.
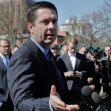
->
xmin=57 ymin=57 xmax=67 ymax=73
xmin=7 ymin=49 xmax=51 ymax=111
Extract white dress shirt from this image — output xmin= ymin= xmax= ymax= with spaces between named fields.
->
xmin=68 ymin=51 xmax=76 ymax=70
xmin=0 ymin=53 xmax=9 ymax=69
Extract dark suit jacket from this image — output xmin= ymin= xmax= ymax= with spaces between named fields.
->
xmin=86 ymin=59 xmax=101 ymax=92
xmin=0 ymin=57 xmax=8 ymax=102
xmin=101 ymin=56 xmax=111 ymax=81
xmin=57 ymin=52 xmax=87 ymax=95
xmin=7 ymin=39 xmax=71 ymax=111
xmin=0 ymin=56 xmax=13 ymax=111
xmin=100 ymin=56 xmax=111 ymax=95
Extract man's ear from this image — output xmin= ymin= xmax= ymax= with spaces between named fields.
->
xmin=28 ymin=23 xmax=34 ymax=35
xmin=28 ymin=23 xmax=33 ymax=31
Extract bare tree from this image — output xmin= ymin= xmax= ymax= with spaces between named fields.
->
xmin=78 ymin=10 xmax=107 ymax=47
xmin=101 ymin=0 xmax=111 ymax=42
xmin=0 ymin=0 xmax=27 ymax=48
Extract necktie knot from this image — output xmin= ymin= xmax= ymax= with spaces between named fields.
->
xmin=47 ymin=50 xmax=52 ymax=60
xmin=47 ymin=50 xmax=56 ymax=65
xmin=5 ymin=57 xmax=9 ymax=69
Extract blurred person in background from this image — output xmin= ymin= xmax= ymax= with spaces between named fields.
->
xmin=12 ymin=39 xmax=22 ymax=54
xmin=86 ymin=51 xmax=101 ymax=93
xmin=60 ymin=43 xmax=68 ymax=55
xmin=100 ymin=45 xmax=111 ymax=96
xmin=50 ymin=44 xmax=60 ymax=59
xmin=0 ymin=37 xmax=13 ymax=111
xmin=79 ymin=46 xmax=87 ymax=56
xmin=57 ymin=37 xmax=87 ymax=103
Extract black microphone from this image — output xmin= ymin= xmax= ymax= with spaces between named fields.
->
xmin=91 ymin=92 xmax=102 ymax=104
xmin=99 ymin=78 xmax=111 ymax=104
xmin=81 ymin=85 xmax=97 ymax=111
xmin=91 ymin=92 xmax=111 ymax=111
xmin=99 ymin=79 xmax=108 ymax=99
xmin=81 ymin=85 xmax=93 ymax=97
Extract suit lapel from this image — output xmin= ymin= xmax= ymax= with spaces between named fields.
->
xmin=75 ymin=57 xmax=80 ymax=70
xmin=74 ymin=52 xmax=80 ymax=70
xmin=0 ymin=57 xmax=7 ymax=72
xmin=27 ymin=39 xmax=49 ymax=64
xmin=27 ymin=39 xmax=63 ymax=76
xmin=65 ymin=53 xmax=73 ymax=71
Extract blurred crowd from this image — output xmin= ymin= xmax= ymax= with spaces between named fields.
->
xmin=50 ymin=37 xmax=111 ymax=99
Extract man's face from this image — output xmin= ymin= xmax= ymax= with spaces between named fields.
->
xmin=28 ymin=8 xmax=58 ymax=48
xmin=79 ymin=47 xmax=87 ymax=55
xmin=51 ymin=49 xmax=58 ymax=56
xmin=68 ymin=42 xmax=77 ymax=54
xmin=0 ymin=40 xmax=10 ymax=56
xmin=105 ymin=46 xmax=111 ymax=56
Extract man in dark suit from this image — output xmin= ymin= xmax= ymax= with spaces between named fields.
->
xmin=57 ymin=38 xmax=87 ymax=102
xmin=100 ymin=45 xmax=111 ymax=95
xmin=0 ymin=37 xmax=13 ymax=111
xmin=7 ymin=1 xmax=79 ymax=111
xmin=57 ymin=38 xmax=87 ymax=89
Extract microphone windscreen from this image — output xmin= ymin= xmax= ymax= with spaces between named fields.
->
xmin=91 ymin=92 xmax=101 ymax=104
xmin=81 ymin=85 xmax=93 ymax=97
xmin=99 ymin=92 xmax=108 ymax=99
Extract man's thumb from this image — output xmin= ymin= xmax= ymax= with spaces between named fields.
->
xmin=50 ymin=85 xmax=57 ymax=96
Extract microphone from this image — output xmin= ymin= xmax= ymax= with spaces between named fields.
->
xmin=99 ymin=79 xmax=108 ymax=99
xmin=99 ymin=78 xmax=110 ymax=103
xmin=100 ymin=92 xmax=108 ymax=99
xmin=91 ymin=92 xmax=111 ymax=111
xmin=81 ymin=85 xmax=93 ymax=97
xmin=81 ymin=85 xmax=97 ymax=111
xmin=91 ymin=92 xmax=102 ymax=104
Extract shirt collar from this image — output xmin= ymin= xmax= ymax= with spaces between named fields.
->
xmin=0 ymin=53 xmax=9 ymax=59
xmin=30 ymin=37 xmax=49 ymax=56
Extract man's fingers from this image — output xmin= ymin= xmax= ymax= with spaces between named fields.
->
xmin=53 ymin=104 xmax=67 ymax=111
xmin=64 ymin=71 xmax=74 ymax=77
xmin=50 ymin=85 xmax=57 ymax=95
xmin=50 ymin=85 xmax=80 ymax=111
xmin=51 ymin=95 xmax=66 ymax=107
xmin=50 ymin=85 xmax=66 ymax=107
xmin=66 ymin=104 xmax=80 ymax=111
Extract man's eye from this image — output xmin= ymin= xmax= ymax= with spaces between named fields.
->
xmin=42 ymin=19 xmax=57 ymax=25
xmin=43 ymin=20 xmax=49 ymax=25
xmin=52 ymin=19 xmax=57 ymax=24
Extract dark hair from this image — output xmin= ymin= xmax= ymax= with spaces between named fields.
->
xmin=27 ymin=1 xmax=58 ymax=24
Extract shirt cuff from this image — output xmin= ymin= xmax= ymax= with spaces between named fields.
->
xmin=49 ymin=100 xmax=54 ymax=111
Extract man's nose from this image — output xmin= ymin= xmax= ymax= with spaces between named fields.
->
xmin=48 ymin=22 xmax=55 ymax=29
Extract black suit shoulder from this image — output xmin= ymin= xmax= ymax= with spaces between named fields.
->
xmin=57 ymin=55 xmax=67 ymax=72
xmin=76 ymin=52 xmax=86 ymax=60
